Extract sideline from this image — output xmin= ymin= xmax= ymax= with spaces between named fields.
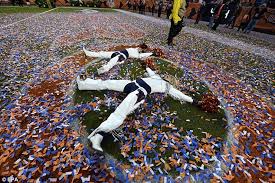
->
xmin=0 ymin=7 xmax=57 ymax=29
xmin=117 ymin=9 xmax=275 ymax=61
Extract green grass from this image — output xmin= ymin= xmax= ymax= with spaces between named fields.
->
xmin=165 ymin=98 xmax=227 ymax=139
xmin=0 ymin=6 xmax=50 ymax=14
xmin=51 ymin=7 xmax=116 ymax=13
xmin=0 ymin=6 xmax=116 ymax=14
xmin=74 ymin=58 xmax=227 ymax=174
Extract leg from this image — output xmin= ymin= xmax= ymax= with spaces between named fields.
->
xmin=83 ymin=47 xmax=114 ymax=58
xmin=230 ymin=15 xmax=239 ymax=28
xmin=88 ymin=90 xmax=144 ymax=151
xmin=168 ymin=20 xmax=183 ymax=44
xmin=195 ymin=10 xmax=201 ymax=24
xmin=97 ymin=55 xmax=121 ymax=74
xmin=208 ymin=16 xmax=214 ymax=28
xmin=237 ymin=23 xmax=242 ymax=31
xmin=242 ymin=22 xmax=248 ymax=31
xmin=244 ymin=19 xmax=257 ymax=33
xmin=167 ymin=20 xmax=176 ymax=45
xmin=77 ymin=77 xmax=131 ymax=92
xmin=212 ymin=22 xmax=219 ymax=30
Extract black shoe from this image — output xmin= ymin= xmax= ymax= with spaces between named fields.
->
xmin=167 ymin=40 xmax=174 ymax=46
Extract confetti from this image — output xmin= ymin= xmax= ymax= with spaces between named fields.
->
xmin=0 ymin=9 xmax=273 ymax=183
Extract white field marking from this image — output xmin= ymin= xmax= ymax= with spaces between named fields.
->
xmin=0 ymin=7 xmax=57 ymax=30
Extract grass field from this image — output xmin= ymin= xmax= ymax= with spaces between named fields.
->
xmin=0 ymin=6 xmax=50 ymax=13
xmin=74 ymin=58 xmax=227 ymax=167
xmin=0 ymin=6 xmax=116 ymax=14
xmin=51 ymin=7 xmax=116 ymax=13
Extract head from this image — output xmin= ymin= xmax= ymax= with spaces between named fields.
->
xmin=139 ymin=43 xmax=149 ymax=52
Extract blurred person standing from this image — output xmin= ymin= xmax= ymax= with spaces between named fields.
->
xmin=166 ymin=0 xmax=173 ymax=19
xmin=227 ymin=2 xmax=242 ymax=28
xmin=195 ymin=0 xmax=206 ymax=24
xmin=158 ymin=0 xmax=164 ymax=17
xmin=208 ymin=0 xmax=221 ymax=28
xmin=167 ymin=0 xmax=187 ymax=46
xmin=211 ymin=0 xmax=231 ymax=30
xmin=244 ymin=4 xmax=267 ymax=33
xmin=152 ymin=2 xmax=156 ymax=15
xmin=237 ymin=5 xmax=255 ymax=31
xmin=224 ymin=0 xmax=239 ymax=27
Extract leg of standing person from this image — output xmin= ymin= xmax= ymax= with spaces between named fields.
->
xmin=158 ymin=7 xmax=162 ymax=17
xmin=244 ymin=19 xmax=257 ymax=33
xmin=230 ymin=15 xmax=238 ymax=28
xmin=195 ymin=9 xmax=201 ymax=24
xmin=241 ymin=21 xmax=249 ymax=32
xmin=212 ymin=17 xmax=221 ymax=30
xmin=167 ymin=20 xmax=183 ymax=45
xmin=237 ymin=22 xmax=243 ymax=31
xmin=227 ymin=16 xmax=235 ymax=28
xmin=168 ymin=9 xmax=172 ymax=18
xmin=168 ymin=19 xmax=176 ymax=45
xmin=208 ymin=15 xmax=214 ymax=28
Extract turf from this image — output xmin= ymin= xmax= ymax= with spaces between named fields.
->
xmin=51 ymin=7 xmax=116 ymax=13
xmin=0 ymin=6 xmax=50 ymax=13
xmin=0 ymin=6 xmax=116 ymax=14
xmin=74 ymin=58 xmax=227 ymax=160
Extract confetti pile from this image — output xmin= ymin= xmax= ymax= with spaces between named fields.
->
xmin=0 ymin=10 xmax=273 ymax=182
xmin=0 ymin=13 xmax=35 ymax=28
xmin=200 ymin=93 xmax=220 ymax=113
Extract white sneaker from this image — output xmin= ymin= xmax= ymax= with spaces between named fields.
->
xmin=88 ymin=134 xmax=103 ymax=152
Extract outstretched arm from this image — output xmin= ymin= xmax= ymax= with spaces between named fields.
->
xmin=168 ymin=85 xmax=193 ymax=103
xmin=146 ymin=67 xmax=161 ymax=79
xmin=126 ymin=48 xmax=153 ymax=59
xmin=83 ymin=47 xmax=114 ymax=58
xmin=97 ymin=55 xmax=120 ymax=74
xmin=139 ymin=52 xmax=153 ymax=58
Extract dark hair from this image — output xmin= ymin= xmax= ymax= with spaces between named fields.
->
xmin=139 ymin=43 xmax=148 ymax=50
